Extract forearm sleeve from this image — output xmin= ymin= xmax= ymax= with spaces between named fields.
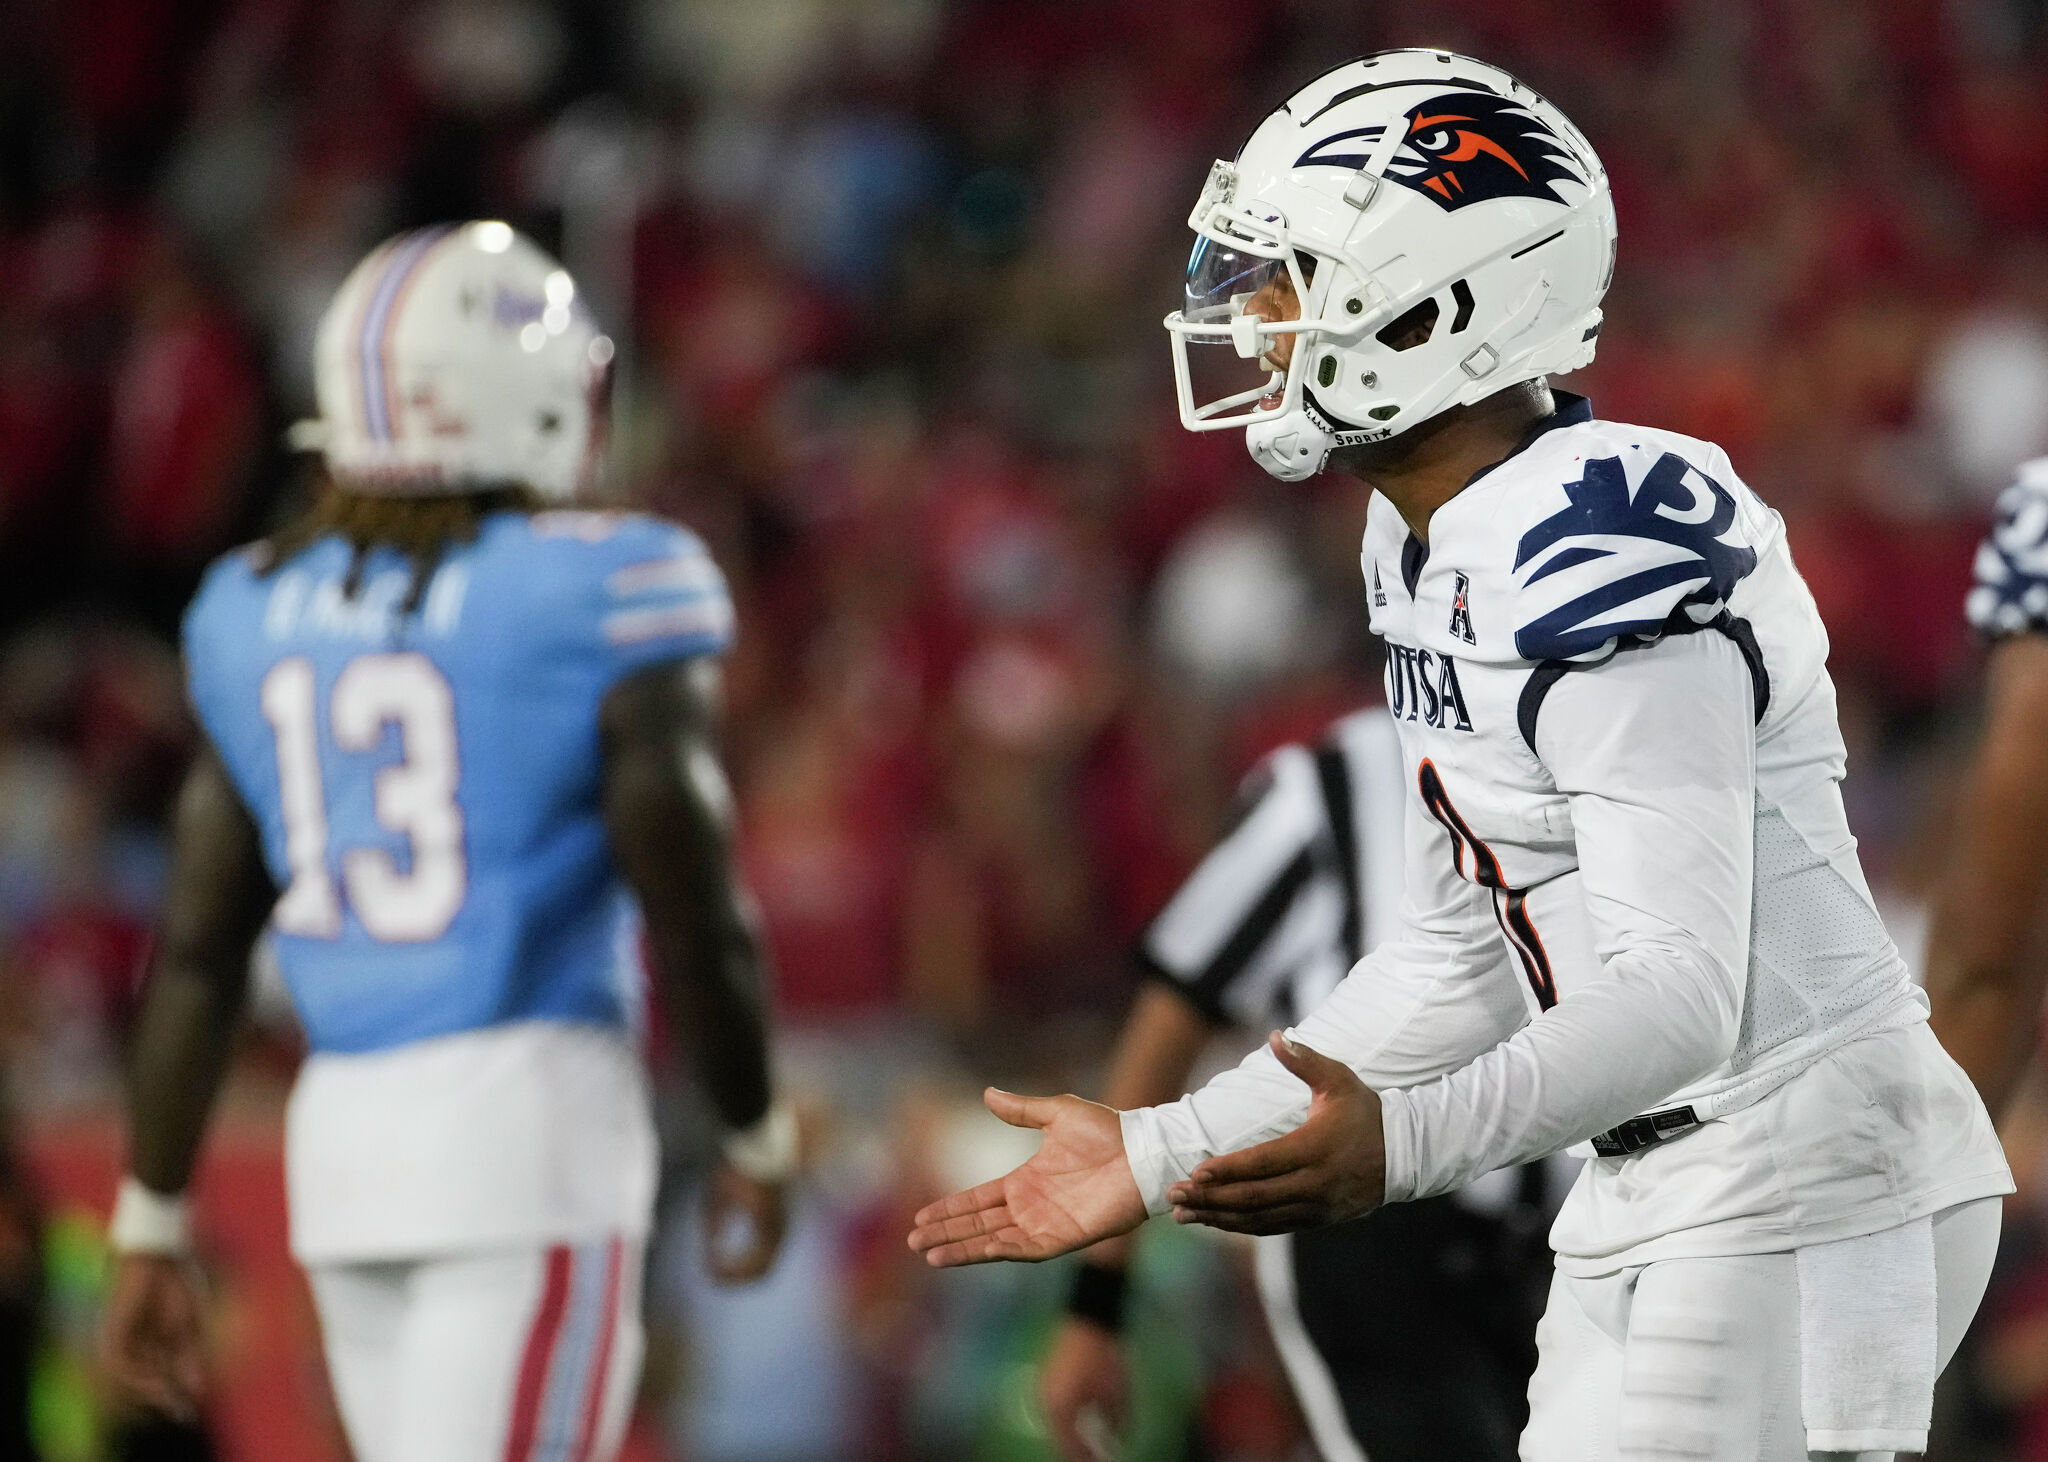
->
xmin=1120 ymin=876 xmax=1527 ymax=1214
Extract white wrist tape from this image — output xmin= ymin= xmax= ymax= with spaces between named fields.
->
xmin=721 ymin=1101 xmax=799 ymax=1183
xmin=109 ymin=1177 xmax=192 ymax=1256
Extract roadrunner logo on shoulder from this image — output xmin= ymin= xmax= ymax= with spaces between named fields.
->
xmin=1512 ymin=451 xmax=1757 ymax=662
xmin=1297 ymin=92 xmax=1583 ymax=212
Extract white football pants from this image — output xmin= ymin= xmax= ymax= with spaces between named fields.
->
xmin=1522 ymin=1198 xmax=2000 ymax=1462
xmin=308 ymin=1237 xmax=643 ymax=1462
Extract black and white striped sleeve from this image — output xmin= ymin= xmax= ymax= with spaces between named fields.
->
xmin=1137 ymin=745 xmax=1341 ymax=1027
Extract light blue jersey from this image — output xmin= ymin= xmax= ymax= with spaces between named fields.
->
xmin=184 ymin=509 xmax=734 ymax=1056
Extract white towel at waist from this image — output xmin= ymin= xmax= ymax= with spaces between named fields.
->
xmin=1795 ymin=1213 xmax=1936 ymax=1454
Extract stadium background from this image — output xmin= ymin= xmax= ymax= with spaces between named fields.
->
xmin=3 ymin=0 xmax=2048 ymax=1457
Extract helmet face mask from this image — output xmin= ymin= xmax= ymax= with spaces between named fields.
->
xmin=309 ymin=221 xmax=615 ymax=503
xmin=1166 ymin=163 xmax=1393 ymax=439
xmin=1163 ymin=51 xmax=1617 ymax=482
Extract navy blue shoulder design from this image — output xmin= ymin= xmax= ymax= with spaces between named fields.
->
xmin=1512 ymin=450 xmax=1758 ymax=663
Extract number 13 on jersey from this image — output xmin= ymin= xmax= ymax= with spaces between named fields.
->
xmin=259 ymin=652 xmax=468 ymax=943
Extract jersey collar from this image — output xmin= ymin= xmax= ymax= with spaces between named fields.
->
xmin=1463 ymin=391 xmax=1594 ymax=488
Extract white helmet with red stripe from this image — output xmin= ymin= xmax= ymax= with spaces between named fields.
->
xmin=309 ymin=221 xmax=613 ymax=501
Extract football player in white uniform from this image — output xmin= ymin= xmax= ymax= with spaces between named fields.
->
xmin=910 ymin=52 xmax=2012 ymax=1460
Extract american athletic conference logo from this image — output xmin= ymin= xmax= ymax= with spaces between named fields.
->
xmin=1448 ymin=571 xmax=1477 ymax=644
xmin=1296 ymin=91 xmax=1583 ymax=212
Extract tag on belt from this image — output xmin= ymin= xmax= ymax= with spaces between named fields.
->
xmin=1590 ymin=1104 xmax=1701 ymax=1158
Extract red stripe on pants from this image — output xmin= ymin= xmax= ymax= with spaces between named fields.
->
xmin=571 ymin=1239 xmax=626 ymax=1462
xmin=504 ymin=1245 xmax=573 ymax=1462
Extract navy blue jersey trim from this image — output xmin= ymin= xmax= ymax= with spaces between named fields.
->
xmin=1521 ymin=543 xmax=1612 ymax=586
xmin=1401 ymin=534 xmax=1429 ymax=597
xmin=1516 ymin=609 xmax=1769 ymax=757
xmin=1516 ymin=562 xmax=1717 ymax=661
xmin=1418 ymin=759 xmax=1557 ymax=1010
xmin=1516 ymin=662 xmax=1571 ymax=755
xmin=1313 ymin=739 xmax=1363 ymax=963
xmin=1463 ymin=391 xmax=1594 ymax=489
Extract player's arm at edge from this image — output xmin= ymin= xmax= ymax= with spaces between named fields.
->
xmin=1926 ymin=634 xmax=2048 ymax=1120
xmin=598 ymin=655 xmax=788 ymax=1283
xmin=103 ymin=743 xmax=278 ymax=1418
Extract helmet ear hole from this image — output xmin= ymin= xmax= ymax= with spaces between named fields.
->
xmin=1375 ymin=297 xmax=1440 ymax=351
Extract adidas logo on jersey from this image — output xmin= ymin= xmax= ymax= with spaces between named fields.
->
xmin=1385 ymin=643 xmax=1474 ymax=732
xmin=1372 ymin=566 xmax=1388 ymax=608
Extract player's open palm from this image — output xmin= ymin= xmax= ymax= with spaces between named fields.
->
xmin=908 ymin=1090 xmax=1145 ymax=1267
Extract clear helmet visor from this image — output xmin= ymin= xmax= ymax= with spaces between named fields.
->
xmin=1182 ymin=236 xmax=1317 ymax=336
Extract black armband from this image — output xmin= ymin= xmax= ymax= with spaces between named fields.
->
xmin=1065 ymin=1261 xmax=1129 ymax=1331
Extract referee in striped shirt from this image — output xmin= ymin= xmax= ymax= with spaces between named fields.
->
xmin=1040 ymin=706 xmax=1565 ymax=1462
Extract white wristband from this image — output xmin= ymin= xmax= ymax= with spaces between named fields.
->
xmin=109 ymin=1177 xmax=192 ymax=1256
xmin=721 ymin=1101 xmax=799 ymax=1183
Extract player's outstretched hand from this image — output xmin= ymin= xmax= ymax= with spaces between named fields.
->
xmin=1166 ymin=1033 xmax=1385 ymax=1234
xmin=99 ymin=1253 xmax=205 ymax=1422
xmin=907 ymin=1090 xmax=1145 ymax=1267
xmin=704 ymin=1162 xmax=788 ymax=1285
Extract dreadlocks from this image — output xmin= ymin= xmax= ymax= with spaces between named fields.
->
xmin=261 ymin=478 xmax=545 ymax=613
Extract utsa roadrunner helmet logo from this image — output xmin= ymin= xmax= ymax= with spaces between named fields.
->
xmin=1297 ymin=91 xmax=1582 ymax=211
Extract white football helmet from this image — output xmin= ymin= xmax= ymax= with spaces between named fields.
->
xmin=308 ymin=220 xmax=614 ymax=501
xmin=1165 ymin=51 xmax=1616 ymax=481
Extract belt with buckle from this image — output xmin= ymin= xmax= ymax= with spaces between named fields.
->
xmin=1590 ymin=1103 xmax=1701 ymax=1158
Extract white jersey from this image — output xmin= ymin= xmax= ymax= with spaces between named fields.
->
xmin=1122 ymin=394 xmax=2011 ymax=1274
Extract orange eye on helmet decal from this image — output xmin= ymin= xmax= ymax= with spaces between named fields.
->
xmin=1296 ymin=90 xmax=1583 ymax=212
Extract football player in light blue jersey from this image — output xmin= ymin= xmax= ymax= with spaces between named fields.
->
xmin=99 ymin=222 xmax=794 ymax=1462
